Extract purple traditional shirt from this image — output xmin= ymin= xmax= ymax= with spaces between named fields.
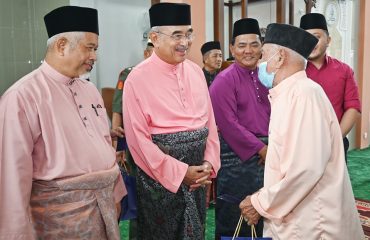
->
xmin=209 ymin=63 xmax=271 ymax=161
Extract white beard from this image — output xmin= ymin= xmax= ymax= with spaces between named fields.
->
xmin=79 ymin=72 xmax=91 ymax=80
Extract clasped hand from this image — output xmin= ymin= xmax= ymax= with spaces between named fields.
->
xmin=183 ymin=161 xmax=213 ymax=191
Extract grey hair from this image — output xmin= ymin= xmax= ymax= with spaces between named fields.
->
xmin=202 ymin=51 xmax=211 ymax=63
xmin=269 ymin=44 xmax=306 ymax=67
xmin=149 ymin=26 xmax=163 ymax=34
xmin=149 ymin=26 xmax=167 ymax=44
xmin=284 ymin=46 xmax=306 ymax=67
xmin=46 ymin=32 xmax=85 ymax=50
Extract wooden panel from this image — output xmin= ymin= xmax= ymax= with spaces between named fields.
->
xmin=241 ymin=0 xmax=248 ymax=18
xmin=214 ymin=0 xmax=224 ymax=53
xmin=276 ymin=0 xmax=286 ymax=23
xmin=305 ymin=0 xmax=315 ymax=14
xmin=289 ymin=0 xmax=294 ymax=24
xmin=101 ymin=87 xmax=115 ymax=121
xmin=356 ymin=0 xmax=370 ymax=148
xmin=228 ymin=0 xmax=233 ymax=49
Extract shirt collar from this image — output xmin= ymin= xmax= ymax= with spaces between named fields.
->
xmin=150 ymin=51 xmax=181 ymax=73
xmin=269 ymin=70 xmax=307 ymax=100
xmin=234 ymin=62 xmax=257 ymax=75
xmin=324 ymin=54 xmax=329 ymax=65
xmin=307 ymin=54 xmax=329 ymax=70
xmin=40 ymin=61 xmax=89 ymax=85
xmin=203 ymin=68 xmax=218 ymax=76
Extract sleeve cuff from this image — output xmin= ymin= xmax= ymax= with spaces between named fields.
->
xmin=343 ymin=103 xmax=361 ymax=113
xmin=251 ymin=191 xmax=275 ymax=220
xmin=156 ymin=156 xmax=189 ymax=194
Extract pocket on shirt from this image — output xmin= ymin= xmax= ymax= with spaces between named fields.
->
xmin=96 ymin=107 xmax=108 ymax=118
xmin=95 ymin=107 xmax=110 ymax=137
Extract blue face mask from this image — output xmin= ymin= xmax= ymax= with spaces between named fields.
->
xmin=258 ymin=51 xmax=279 ymax=89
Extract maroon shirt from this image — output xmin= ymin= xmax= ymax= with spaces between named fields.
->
xmin=306 ymin=55 xmax=361 ymax=122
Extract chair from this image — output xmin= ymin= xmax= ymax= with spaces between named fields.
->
xmin=101 ymin=87 xmax=115 ymax=121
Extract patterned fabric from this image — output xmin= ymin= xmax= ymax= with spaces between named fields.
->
xmin=0 ymin=61 xmax=126 ymax=239
xmin=30 ymin=166 xmax=120 ymax=240
xmin=216 ymin=135 xmax=268 ymax=239
xmin=136 ymin=128 xmax=208 ymax=240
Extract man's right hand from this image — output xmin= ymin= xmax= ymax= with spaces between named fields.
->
xmin=116 ymin=150 xmax=125 ymax=165
xmin=183 ymin=165 xmax=211 ymax=191
xmin=257 ymin=145 xmax=268 ymax=165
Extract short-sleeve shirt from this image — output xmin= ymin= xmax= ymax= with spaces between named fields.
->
xmin=112 ymin=67 xmax=133 ymax=114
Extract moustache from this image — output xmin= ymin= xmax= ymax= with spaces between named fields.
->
xmin=175 ymin=46 xmax=188 ymax=51
xmin=86 ymin=61 xmax=94 ymax=71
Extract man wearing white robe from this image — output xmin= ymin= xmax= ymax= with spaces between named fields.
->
xmin=240 ymin=23 xmax=364 ymax=240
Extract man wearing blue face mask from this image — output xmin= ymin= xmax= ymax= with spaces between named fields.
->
xmin=209 ymin=18 xmax=271 ymax=239
xmin=258 ymin=51 xmax=280 ymax=88
xmin=239 ymin=23 xmax=364 ymax=240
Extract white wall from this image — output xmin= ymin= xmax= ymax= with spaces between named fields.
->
xmin=247 ymin=1 xmax=276 ymax=28
xmin=205 ymin=0 xmax=214 ymax=42
xmin=311 ymin=0 xmax=358 ymax=150
xmin=70 ymin=0 xmax=151 ymax=89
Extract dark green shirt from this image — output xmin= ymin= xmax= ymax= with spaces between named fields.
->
xmin=202 ymin=68 xmax=219 ymax=88
xmin=112 ymin=67 xmax=133 ymax=113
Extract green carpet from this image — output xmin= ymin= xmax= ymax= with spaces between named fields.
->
xmin=119 ymin=147 xmax=370 ymax=239
xmin=347 ymin=147 xmax=370 ymax=201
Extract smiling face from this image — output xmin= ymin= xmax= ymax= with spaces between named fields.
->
xmin=230 ymin=33 xmax=262 ymax=69
xmin=306 ymin=28 xmax=330 ymax=61
xmin=151 ymin=25 xmax=193 ymax=65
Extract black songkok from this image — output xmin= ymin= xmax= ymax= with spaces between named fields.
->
xmin=44 ymin=6 xmax=99 ymax=38
xmin=149 ymin=3 xmax=191 ymax=27
xmin=264 ymin=23 xmax=318 ymax=59
xmin=232 ymin=18 xmax=261 ymax=38
xmin=300 ymin=13 xmax=328 ymax=31
xmin=201 ymin=41 xmax=221 ymax=55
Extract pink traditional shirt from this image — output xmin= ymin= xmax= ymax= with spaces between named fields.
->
xmin=123 ymin=52 xmax=221 ymax=193
xmin=251 ymin=71 xmax=364 ymax=239
xmin=306 ymin=55 xmax=361 ymax=122
xmin=0 ymin=62 xmax=126 ymax=240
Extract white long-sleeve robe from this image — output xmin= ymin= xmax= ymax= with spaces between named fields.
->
xmin=251 ymin=71 xmax=364 ymax=239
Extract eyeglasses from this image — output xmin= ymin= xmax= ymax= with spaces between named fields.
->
xmin=156 ymin=31 xmax=195 ymax=42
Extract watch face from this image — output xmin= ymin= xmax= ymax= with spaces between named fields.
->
xmin=325 ymin=2 xmax=338 ymax=26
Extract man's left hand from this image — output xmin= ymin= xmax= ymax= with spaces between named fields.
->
xmin=110 ymin=127 xmax=125 ymax=139
xmin=239 ymin=195 xmax=261 ymax=225
xmin=189 ymin=161 xmax=213 ymax=191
